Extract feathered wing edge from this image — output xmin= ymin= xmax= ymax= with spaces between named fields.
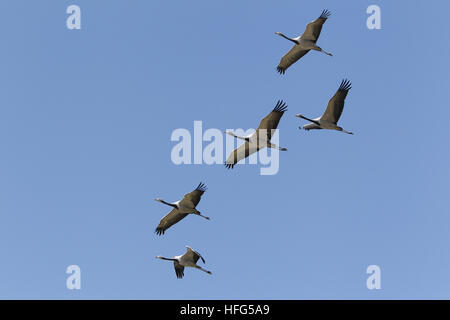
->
xmin=273 ymin=100 xmax=288 ymax=113
xmin=174 ymin=262 xmax=184 ymax=279
xmin=319 ymin=9 xmax=331 ymax=20
xmin=338 ymin=78 xmax=352 ymax=92
xmin=195 ymin=182 xmax=207 ymax=192
xmin=155 ymin=227 xmax=165 ymax=236
xmin=277 ymin=66 xmax=286 ymax=75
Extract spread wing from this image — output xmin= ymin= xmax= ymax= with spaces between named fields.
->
xmin=300 ymin=9 xmax=330 ymax=42
xmin=185 ymin=246 xmax=206 ymax=264
xmin=180 ymin=182 xmax=206 ymax=208
xmin=174 ymin=261 xmax=185 ymax=279
xmin=225 ymin=141 xmax=261 ymax=169
xmin=256 ymin=100 xmax=287 ymax=141
xmin=155 ymin=208 xmax=189 ymax=235
xmin=277 ymin=46 xmax=309 ymax=74
xmin=321 ymin=79 xmax=352 ymax=124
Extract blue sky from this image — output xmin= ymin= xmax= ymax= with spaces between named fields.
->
xmin=0 ymin=0 xmax=449 ymax=299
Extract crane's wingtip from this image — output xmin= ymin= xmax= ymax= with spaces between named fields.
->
xmin=274 ymin=100 xmax=288 ymax=113
xmin=224 ymin=163 xmax=235 ymax=169
xmin=276 ymin=66 xmax=286 ymax=75
xmin=320 ymin=9 xmax=331 ymax=19
xmin=339 ymin=79 xmax=352 ymax=91
xmin=196 ymin=182 xmax=207 ymax=192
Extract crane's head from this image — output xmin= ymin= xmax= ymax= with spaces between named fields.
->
xmin=155 ymin=256 xmax=163 ymax=259
xmin=275 ymin=32 xmax=282 ymax=36
xmin=155 ymin=198 xmax=163 ymax=202
xmin=294 ymin=113 xmax=303 ymax=118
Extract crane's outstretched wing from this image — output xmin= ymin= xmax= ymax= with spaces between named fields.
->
xmin=155 ymin=208 xmax=188 ymax=235
xmin=185 ymin=246 xmax=206 ymax=264
xmin=300 ymin=9 xmax=331 ymax=42
xmin=277 ymin=46 xmax=310 ymax=75
xmin=321 ymin=79 xmax=352 ymax=124
xmin=174 ymin=261 xmax=185 ymax=279
xmin=256 ymin=100 xmax=287 ymax=141
xmin=225 ymin=141 xmax=261 ymax=169
xmin=179 ymin=182 xmax=206 ymax=208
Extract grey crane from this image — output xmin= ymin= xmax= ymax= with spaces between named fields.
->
xmin=156 ymin=246 xmax=212 ymax=279
xmin=225 ymin=100 xmax=288 ymax=169
xmin=155 ymin=182 xmax=209 ymax=235
xmin=276 ymin=9 xmax=332 ymax=74
xmin=296 ymin=79 xmax=353 ymax=134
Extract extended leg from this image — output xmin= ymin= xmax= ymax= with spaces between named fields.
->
xmin=313 ymin=45 xmax=333 ymax=56
xmin=193 ymin=210 xmax=210 ymax=220
xmin=337 ymin=127 xmax=353 ymax=135
xmin=268 ymin=142 xmax=287 ymax=151
xmin=342 ymin=129 xmax=353 ymax=135
xmin=196 ymin=266 xmax=212 ymax=274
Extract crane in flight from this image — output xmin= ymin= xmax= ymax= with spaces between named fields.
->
xmin=154 ymin=182 xmax=209 ymax=235
xmin=276 ymin=9 xmax=332 ymax=74
xmin=295 ymin=79 xmax=353 ymax=135
xmin=156 ymin=246 xmax=212 ymax=279
xmin=225 ymin=100 xmax=288 ymax=169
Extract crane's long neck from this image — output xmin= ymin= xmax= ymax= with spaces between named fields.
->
xmin=225 ymin=131 xmax=250 ymax=142
xmin=298 ymin=115 xmax=321 ymax=126
xmin=277 ymin=33 xmax=299 ymax=44
xmin=157 ymin=256 xmax=177 ymax=262
xmin=158 ymin=199 xmax=178 ymax=209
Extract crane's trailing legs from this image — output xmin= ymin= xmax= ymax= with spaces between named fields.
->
xmin=313 ymin=45 xmax=333 ymax=56
xmin=267 ymin=142 xmax=287 ymax=151
xmin=337 ymin=127 xmax=353 ymax=135
xmin=193 ymin=209 xmax=210 ymax=220
xmin=196 ymin=266 xmax=212 ymax=274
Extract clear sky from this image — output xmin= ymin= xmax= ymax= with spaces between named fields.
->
xmin=1 ymin=0 xmax=449 ymax=299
